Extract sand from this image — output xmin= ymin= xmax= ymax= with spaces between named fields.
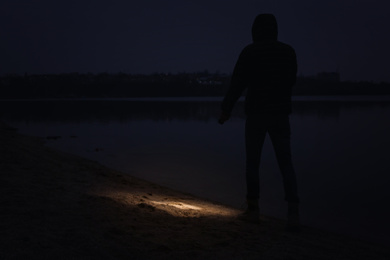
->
xmin=0 ymin=121 xmax=389 ymax=259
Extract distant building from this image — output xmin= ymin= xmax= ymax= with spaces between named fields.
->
xmin=197 ymin=76 xmax=223 ymax=85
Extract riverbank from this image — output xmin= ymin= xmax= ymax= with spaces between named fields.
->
xmin=0 ymin=121 xmax=389 ymax=259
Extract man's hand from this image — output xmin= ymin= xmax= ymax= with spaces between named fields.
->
xmin=218 ymin=111 xmax=231 ymax=125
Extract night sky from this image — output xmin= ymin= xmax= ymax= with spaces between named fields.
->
xmin=1 ymin=0 xmax=389 ymax=82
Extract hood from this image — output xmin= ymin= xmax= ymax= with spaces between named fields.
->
xmin=252 ymin=14 xmax=278 ymax=42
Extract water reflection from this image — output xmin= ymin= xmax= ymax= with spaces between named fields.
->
xmin=2 ymin=98 xmax=390 ymax=123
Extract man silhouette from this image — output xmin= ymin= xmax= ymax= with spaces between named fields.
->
xmin=219 ymin=14 xmax=300 ymax=230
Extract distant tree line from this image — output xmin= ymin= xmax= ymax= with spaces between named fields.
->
xmin=293 ymin=76 xmax=390 ymax=96
xmin=0 ymin=72 xmax=389 ymax=99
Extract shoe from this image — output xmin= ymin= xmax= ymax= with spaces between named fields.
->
xmin=285 ymin=202 xmax=300 ymax=232
xmin=237 ymin=208 xmax=260 ymax=224
xmin=237 ymin=199 xmax=260 ymax=224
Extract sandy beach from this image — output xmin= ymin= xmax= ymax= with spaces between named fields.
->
xmin=0 ymin=121 xmax=389 ymax=260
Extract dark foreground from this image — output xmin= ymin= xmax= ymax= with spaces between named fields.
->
xmin=0 ymin=121 xmax=389 ymax=259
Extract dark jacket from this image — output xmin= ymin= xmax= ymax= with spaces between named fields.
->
xmin=221 ymin=14 xmax=297 ymax=115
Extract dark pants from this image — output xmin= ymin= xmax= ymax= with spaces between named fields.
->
xmin=245 ymin=114 xmax=299 ymax=203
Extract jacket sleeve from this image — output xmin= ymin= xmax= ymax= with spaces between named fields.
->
xmin=221 ymin=50 xmax=249 ymax=114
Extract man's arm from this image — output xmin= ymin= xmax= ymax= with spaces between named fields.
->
xmin=219 ymin=50 xmax=249 ymax=124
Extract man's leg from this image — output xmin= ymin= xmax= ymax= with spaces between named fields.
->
xmin=268 ymin=115 xmax=300 ymax=231
xmin=268 ymin=115 xmax=299 ymax=203
xmin=239 ymin=116 xmax=267 ymax=223
xmin=245 ymin=116 xmax=267 ymax=202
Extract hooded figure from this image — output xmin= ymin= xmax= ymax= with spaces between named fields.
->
xmin=221 ymin=13 xmax=297 ymax=116
xmin=252 ymin=13 xmax=278 ymax=42
xmin=219 ymin=14 xmax=300 ymax=230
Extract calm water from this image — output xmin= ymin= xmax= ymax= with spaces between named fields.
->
xmin=1 ymin=97 xmax=390 ymax=245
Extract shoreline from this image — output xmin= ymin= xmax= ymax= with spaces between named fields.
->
xmin=2 ymin=95 xmax=390 ymax=102
xmin=1 ymin=121 xmax=389 ymax=259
